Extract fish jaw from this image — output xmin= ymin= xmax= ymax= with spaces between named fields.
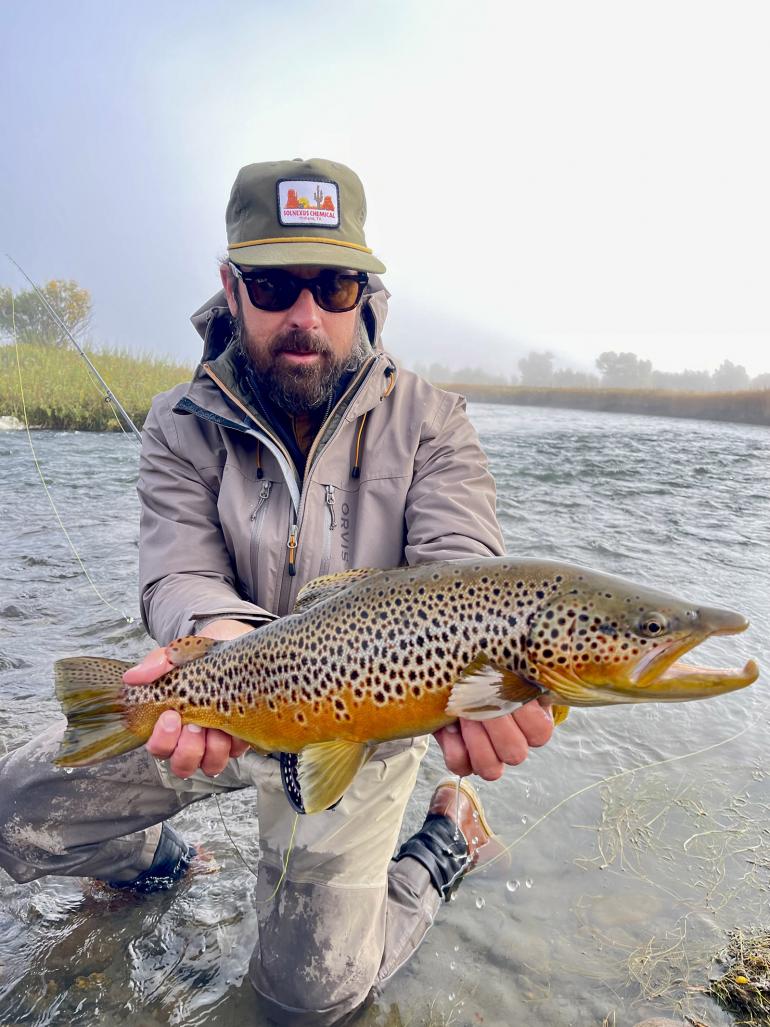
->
xmin=531 ymin=589 xmax=759 ymax=706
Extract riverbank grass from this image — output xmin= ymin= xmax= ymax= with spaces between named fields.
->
xmin=0 ymin=344 xmax=194 ymax=431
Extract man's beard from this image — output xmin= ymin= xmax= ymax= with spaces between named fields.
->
xmin=234 ymin=317 xmax=368 ymax=415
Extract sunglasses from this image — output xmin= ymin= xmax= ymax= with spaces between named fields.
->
xmin=229 ymin=263 xmax=368 ymax=313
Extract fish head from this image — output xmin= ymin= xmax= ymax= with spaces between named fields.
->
xmin=524 ymin=569 xmax=759 ymax=706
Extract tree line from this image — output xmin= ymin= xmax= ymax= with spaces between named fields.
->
xmin=416 ymin=349 xmax=770 ymax=392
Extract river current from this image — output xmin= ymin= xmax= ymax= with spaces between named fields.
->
xmin=0 ymin=403 xmax=768 ymax=1026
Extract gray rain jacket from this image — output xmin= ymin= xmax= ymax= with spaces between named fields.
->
xmin=138 ymin=279 xmax=504 ymax=644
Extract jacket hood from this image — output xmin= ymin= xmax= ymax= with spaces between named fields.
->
xmin=190 ymin=274 xmax=391 ymax=364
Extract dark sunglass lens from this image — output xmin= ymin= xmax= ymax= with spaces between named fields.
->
xmin=246 ymin=270 xmax=299 ymax=311
xmin=317 ymin=272 xmax=363 ymax=312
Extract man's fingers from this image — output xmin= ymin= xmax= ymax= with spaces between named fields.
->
xmin=200 ymin=729 xmax=236 ymax=777
xmin=167 ymin=724 xmax=207 ymax=779
xmin=433 ymin=724 xmax=472 ymax=777
xmin=479 ymin=714 xmax=531 ymax=767
xmin=459 ymin=720 xmax=505 ymax=780
xmin=229 ymin=738 xmax=251 ymax=758
xmin=512 ymin=698 xmax=554 ymax=748
xmin=123 ymin=646 xmax=173 ymax=685
xmin=145 ymin=709 xmax=183 ymax=758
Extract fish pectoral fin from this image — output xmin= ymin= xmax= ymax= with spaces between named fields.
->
xmin=297 ymin=740 xmax=373 ymax=814
xmin=166 ymin=635 xmax=219 ymax=667
xmin=293 ymin=569 xmax=382 ymax=613
xmin=446 ymin=657 xmax=544 ymax=721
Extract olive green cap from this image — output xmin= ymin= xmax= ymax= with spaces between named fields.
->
xmin=225 ymin=158 xmax=386 ymax=274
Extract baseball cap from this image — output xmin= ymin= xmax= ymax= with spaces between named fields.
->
xmin=225 ymin=158 xmax=386 ymax=274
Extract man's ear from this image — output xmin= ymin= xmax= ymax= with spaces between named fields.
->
xmin=220 ymin=264 xmax=239 ymax=317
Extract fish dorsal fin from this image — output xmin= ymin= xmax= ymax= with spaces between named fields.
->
xmin=166 ymin=635 xmax=219 ymax=667
xmin=445 ymin=655 xmax=545 ymax=721
xmin=297 ymin=740 xmax=373 ymax=813
xmin=293 ymin=568 xmax=382 ymax=613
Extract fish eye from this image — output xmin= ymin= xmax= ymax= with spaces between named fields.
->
xmin=639 ymin=613 xmax=668 ymax=637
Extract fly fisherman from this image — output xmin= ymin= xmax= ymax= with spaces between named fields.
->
xmin=0 ymin=158 xmax=554 ymax=1024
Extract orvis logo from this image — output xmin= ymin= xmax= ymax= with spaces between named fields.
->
xmin=278 ymin=180 xmax=340 ymax=227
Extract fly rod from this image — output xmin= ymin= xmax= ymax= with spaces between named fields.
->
xmin=6 ymin=254 xmax=142 ymax=444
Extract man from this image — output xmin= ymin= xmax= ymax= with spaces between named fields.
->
xmin=0 ymin=158 xmax=553 ymax=1024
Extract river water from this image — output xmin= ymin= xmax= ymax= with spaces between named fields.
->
xmin=1 ymin=403 xmax=768 ymax=1026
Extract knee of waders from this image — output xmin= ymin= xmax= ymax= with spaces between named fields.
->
xmin=249 ymin=949 xmax=377 ymax=1026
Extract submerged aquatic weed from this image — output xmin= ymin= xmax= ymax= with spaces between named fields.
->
xmin=709 ymin=929 xmax=770 ymax=1025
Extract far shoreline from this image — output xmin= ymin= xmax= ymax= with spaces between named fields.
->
xmin=441 ymin=383 xmax=770 ymax=429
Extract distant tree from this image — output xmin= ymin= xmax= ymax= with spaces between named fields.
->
xmin=518 ymin=350 xmax=555 ymax=387
xmin=751 ymin=372 xmax=770 ymax=390
xmin=0 ymin=280 xmax=92 ymax=347
xmin=551 ymin=367 xmax=600 ymax=388
xmin=711 ymin=359 xmax=750 ymax=392
xmin=651 ymin=368 xmax=713 ymax=392
xmin=596 ymin=351 xmax=653 ymax=388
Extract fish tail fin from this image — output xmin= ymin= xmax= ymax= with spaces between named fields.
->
xmin=54 ymin=657 xmax=146 ymax=767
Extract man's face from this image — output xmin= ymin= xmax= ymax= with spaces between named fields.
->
xmin=221 ymin=264 xmax=365 ymax=415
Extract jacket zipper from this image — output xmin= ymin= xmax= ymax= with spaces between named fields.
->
xmin=276 ymin=357 xmax=382 ymax=611
xmin=319 ymin=485 xmax=336 ymax=577
xmin=249 ymin=479 xmax=272 ymax=595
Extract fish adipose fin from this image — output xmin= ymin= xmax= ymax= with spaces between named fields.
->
xmin=445 ymin=656 xmax=544 ymax=721
xmin=293 ymin=569 xmax=382 ymax=613
xmin=297 ymin=740 xmax=373 ymax=814
xmin=166 ymin=635 xmax=219 ymax=667
xmin=54 ymin=657 xmax=144 ymax=767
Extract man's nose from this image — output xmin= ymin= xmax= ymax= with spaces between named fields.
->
xmin=287 ymin=287 xmax=323 ymax=330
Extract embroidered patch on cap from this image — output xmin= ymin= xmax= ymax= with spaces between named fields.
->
xmin=278 ymin=180 xmax=340 ymax=228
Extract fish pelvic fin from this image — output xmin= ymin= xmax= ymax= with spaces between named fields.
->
xmin=166 ymin=634 xmax=219 ymax=667
xmin=297 ymin=740 xmax=374 ymax=814
xmin=293 ymin=568 xmax=382 ymax=613
xmin=54 ymin=657 xmax=145 ymax=767
xmin=551 ymin=704 xmax=570 ymax=725
xmin=445 ymin=656 xmax=544 ymax=721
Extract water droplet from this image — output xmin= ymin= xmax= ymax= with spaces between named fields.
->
xmin=449 ymin=961 xmax=456 ymax=971
xmin=525 ymin=878 xmax=533 ymax=888
xmin=63 ymin=768 xmax=74 ymax=775
xmin=475 ymin=896 xmax=486 ymax=909
xmin=472 ymin=810 xmax=480 ymax=821
xmin=471 ymin=835 xmax=479 ymax=845
xmin=448 ymin=993 xmax=456 ymax=1002
xmin=520 ymin=815 xmax=528 ymax=824
xmin=506 ymin=879 xmax=520 ymax=892
xmin=453 ymin=944 xmax=460 ymax=952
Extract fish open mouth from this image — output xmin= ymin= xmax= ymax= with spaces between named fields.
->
xmin=630 ymin=615 xmax=758 ymax=694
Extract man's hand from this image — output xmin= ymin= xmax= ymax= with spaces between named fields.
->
xmin=122 ymin=619 xmax=256 ymax=779
xmin=434 ymin=697 xmax=554 ymax=780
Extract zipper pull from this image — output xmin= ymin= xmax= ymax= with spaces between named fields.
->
xmin=287 ymin=523 xmax=298 ymax=576
xmin=325 ymin=484 xmax=336 ymax=530
xmin=251 ymin=480 xmax=272 ymax=519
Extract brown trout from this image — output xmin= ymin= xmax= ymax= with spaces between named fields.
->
xmin=55 ymin=558 xmax=759 ymax=813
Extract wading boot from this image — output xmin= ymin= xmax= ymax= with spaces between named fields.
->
xmin=394 ymin=778 xmax=505 ymax=901
xmin=104 ymin=823 xmax=197 ymax=894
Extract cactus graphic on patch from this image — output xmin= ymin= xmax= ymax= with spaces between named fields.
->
xmin=278 ymin=180 xmax=340 ymax=227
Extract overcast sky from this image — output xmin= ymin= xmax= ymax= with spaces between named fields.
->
xmin=1 ymin=1 xmax=768 ymax=376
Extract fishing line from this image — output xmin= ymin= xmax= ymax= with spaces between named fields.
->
xmin=11 ymin=296 xmax=134 ymax=623
xmin=469 ymin=722 xmax=754 ymax=877
xmin=214 ymin=792 xmax=299 ymax=901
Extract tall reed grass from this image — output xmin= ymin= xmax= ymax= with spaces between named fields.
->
xmin=445 ymin=383 xmax=770 ymax=427
xmin=0 ymin=344 xmax=194 ymax=430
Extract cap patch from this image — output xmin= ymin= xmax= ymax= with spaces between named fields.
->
xmin=278 ymin=180 xmax=340 ymax=228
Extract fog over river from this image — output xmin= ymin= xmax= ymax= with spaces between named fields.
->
xmin=1 ymin=403 xmax=768 ymax=1026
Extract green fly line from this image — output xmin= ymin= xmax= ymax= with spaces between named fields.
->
xmin=214 ymin=792 xmax=299 ymax=900
xmin=12 ymin=294 xmax=134 ymax=623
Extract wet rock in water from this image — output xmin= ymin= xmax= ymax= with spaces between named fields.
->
xmin=0 ymin=415 xmax=25 ymax=430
